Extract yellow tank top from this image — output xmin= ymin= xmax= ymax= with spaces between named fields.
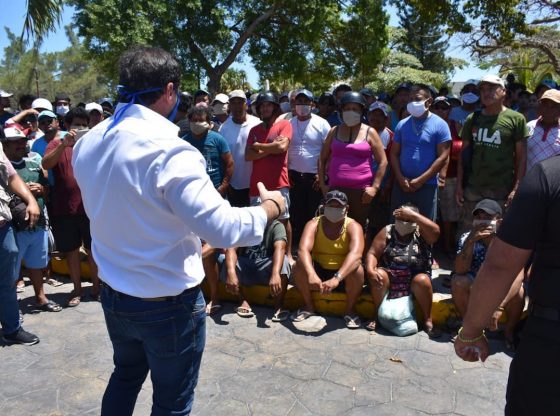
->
xmin=311 ymin=216 xmax=352 ymax=270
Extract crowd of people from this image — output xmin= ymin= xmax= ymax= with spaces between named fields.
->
xmin=1 ymin=73 xmax=559 ymax=345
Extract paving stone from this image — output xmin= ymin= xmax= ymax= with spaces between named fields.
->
xmin=198 ymin=351 xmax=241 ymax=382
xmin=338 ymin=328 xmax=371 ymax=345
xmin=346 ymin=403 xmax=424 ymax=415
xmin=448 ymin=367 xmax=508 ymax=402
xmin=274 ymin=348 xmax=331 ymax=380
xmin=0 ymin=367 xmax=73 ymax=398
xmin=196 ymin=395 xmax=249 ymax=416
xmin=218 ymin=337 xmax=258 ymax=359
xmin=238 ymin=352 xmax=276 ymax=372
xmin=328 ymin=344 xmax=382 ymax=369
xmin=58 ymin=377 xmax=107 ymax=414
xmin=294 ymin=379 xmax=354 ymax=416
xmin=323 ymin=360 xmax=365 ymax=388
xmin=455 ymin=391 xmax=504 ymax=416
xmin=364 ymin=354 xmax=417 ymax=381
xmin=218 ymin=370 xmax=299 ymax=403
xmin=416 ymin=333 xmax=455 ymax=355
xmin=368 ymin=331 xmax=418 ymax=350
xmin=0 ymin=387 xmax=61 ymax=415
xmin=394 ymin=349 xmax=453 ymax=378
xmin=353 ymin=378 xmax=392 ymax=406
xmin=248 ymin=394 xmax=297 ymax=416
xmin=286 ymin=401 xmax=315 ymax=416
xmin=392 ymin=376 xmax=456 ymax=414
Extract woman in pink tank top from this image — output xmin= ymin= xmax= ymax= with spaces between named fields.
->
xmin=318 ymin=91 xmax=387 ymax=231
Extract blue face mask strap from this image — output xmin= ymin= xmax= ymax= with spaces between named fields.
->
xmin=102 ymin=85 xmax=165 ymax=139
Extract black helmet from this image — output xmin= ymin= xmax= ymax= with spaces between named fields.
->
xmin=339 ymin=91 xmax=366 ymax=108
xmin=255 ymin=91 xmax=279 ymax=108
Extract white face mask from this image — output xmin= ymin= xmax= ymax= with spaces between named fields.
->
xmin=323 ymin=207 xmax=346 ymax=223
xmin=56 ymin=105 xmax=69 ymax=116
xmin=280 ymin=102 xmax=291 ymax=113
xmin=295 ymin=104 xmax=312 ymax=117
xmin=394 ymin=220 xmax=417 ymax=236
xmin=212 ymin=103 xmax=228 ymax=116
xmin=406 ymin=100 xmax=428 ymax=118
xmin=462 ymin=92 xmax=479 ymax=104
xmin=190 ymin=121 xmax=210 ymax=135
xmin=342 ymin=110 xmax=361 ymax=127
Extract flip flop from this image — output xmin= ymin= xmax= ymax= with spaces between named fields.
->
xmin=67 ymin=292 xmax=83 ymax=308
xmin=271 ymin=309 xmax=290 ymax=322
xmin=291 ymin=309 xmax=316 ymax=322
xmin=365 ymin=320 xmax=377 ymax=332
xmin=344 ymin=315 xmax=361 ymax=329
xmin=37 ymin=300 xmax=62 ymax=312
xmin=236 ymin=306 xmax=254 ymax=318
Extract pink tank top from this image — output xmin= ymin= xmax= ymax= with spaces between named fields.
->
xmin=328 ymin=131 xmax=374 ymax=189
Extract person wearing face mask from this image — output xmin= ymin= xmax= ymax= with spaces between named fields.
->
xmin=54 ymin=93 xmax=71 ymax=130
xmin=211 ymin=93 xmax=229 ymax=128
xmin=71 ymin=47 xmax=286 ymax=415
xmin=365 ymin=203 xmax=441 ymax=337
xmin=451 ymin=199 xmax=524 ymax=348
xmin=449 ymin=79 xmax=479 ymax=132
xmin=318 ymin=91 xmax=387 ymax=232
xmin=288 ymin=89 xmax=331 ymax=245
xmin=390 ymin=84 xmax=451 ymax=221
xmin=291 ymin=191 xmax=365 ymax=328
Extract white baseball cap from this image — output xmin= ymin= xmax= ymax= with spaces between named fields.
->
xmin=3 ymin=127 xmax=27 ymax=141
xmin=479 ymin=75 xmax=506 ymax=88
xmin=32 ymin=98 xmax=54 ymax=112
xmin=212 ymin=93 xmax=229 ymax=104
xmin=229 ymin=90 xmax=247 ymax=101
xmin=0 ymin=89 xmax=13 ymax=98
xmin=85 ymin=102 xmax=103 ymax=114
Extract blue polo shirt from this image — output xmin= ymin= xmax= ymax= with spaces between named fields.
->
xmin=182 ymin=130 xmax=230 ymax=189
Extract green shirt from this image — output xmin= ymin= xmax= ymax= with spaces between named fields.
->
xmin=461 ymin=108 xmax=528 ymax=190
xmin=242 ymin=220 xmax=287 ymax=259
xmin=11 ymin=157 xmax=48 ymax=229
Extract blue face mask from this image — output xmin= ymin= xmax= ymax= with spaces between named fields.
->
xmin=103 ymin=84 xmax=179 ymax=139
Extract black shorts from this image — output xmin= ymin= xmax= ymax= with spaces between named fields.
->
xmin=51 ymin=215 xmax=92 ymax=253
xmin=313 ymin=262 xmax=345 ymax=292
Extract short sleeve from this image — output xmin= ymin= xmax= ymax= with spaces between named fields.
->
xmin=460 ymin=114 xmax=473 ymax=142
xmin=393 ymin=122 xmax=402 ymax=144
xmin=271 ymin=220 xmax=287 ymax=243
xmin=437 ymin=119 xmax=452 ymax=144
xmin=1 ymin=150 xmax=16 ymax=177
xmin=216 ymin=133 xmax=230 ymax=154
xmin=497 ymin=163 xmax=548 ymax=249
xmin=279 ymin=120 xmax=292 ymax=141
xmin=514 ymin=115 xmax=529 ymax=142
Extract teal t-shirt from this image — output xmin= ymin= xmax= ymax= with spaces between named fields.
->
xmin=182 ymin=130 xmax=230 ymax=189
xmin=11 ymin=157 xmax=48 ymax=229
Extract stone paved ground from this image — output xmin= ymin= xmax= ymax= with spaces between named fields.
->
xmin=0 ymin=274 xmax=514 ymax=416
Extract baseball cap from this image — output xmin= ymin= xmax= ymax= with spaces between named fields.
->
xmin=194 ymin=89 xmax=210 ymax=98
xmin=212 ymin=93 xmax=229 ymax=104
xmin=464 ymin=79 xmax=478 ymax=87
xmin=3 ymin=127 xmax=27 ymax=141
xmin=540 ymin=89 xmax=560 ymax=104
xmin=472 ymin=199 xmax=502 ymax=216
xmin=395 ymin=82 xmax=412 ymax=92
xmin=85 ymin=102 xmax=103 ymax=114
xmin=432 ymin=96 xmax=451 ymax=108
xmin=99 ymin=98 xmax=114 ymax=108
xmin=377 ymin=92 xmax=391 ymax=103
xmin=295 ymin=89 xmax=313 ymax=101
xmin=324 ymin=190 xmax=348 ymax=206
xmin=0 ymin=89 xmax=13 ymax=98
xmin=32 ymin=98 xmax=53 ymax=112
xmin=229 ymin=90 xmax=247 ymax=101
xmin=55 ymin=93 xmax=70 ymax=102
xmin=359 ymin=87 xmax=375 ymax=97
xmin=479 ymin=75 xmax=506 ymax=89
xmin=368 ymin=101 xmax=389 ymax=116
xmin=37 ymin=110 xmax=57 ymax=120
xmin=540 ymin=79 xmax=559 ymax=90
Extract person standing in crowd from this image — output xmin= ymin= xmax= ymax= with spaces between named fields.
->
xmin=449 ymin=79 xmax=479 ymax=132
xmin=0 ymin=89 xmax=15 ymax=125
xmin=526 ymin=89 xmax=560 ymax=172
xmin=175 ymin=92 xmax=193 ymax=137
xmin=85 ymin=102 xmax=105 ymax=128
xmin=31 ymin=110 xmax=59 ymax=158
xmin=430 ymin=96 xmax=462 ymax=256
xmin=453 ymin=155 xmax=560 ymax=415
xmin=2 ymin=127 xmax=62 ymax=313
xmin=316 ymin=92 xmax=337 ymax=127
xmin=456 ymin=75 xmax=529 ymax=233
xmin=42 ymin=107 xmax=100 ymax=307
xmin=194 ymin=89 xmax=211 ymax=105
xmin=211 ymin=93 xmax=229 ymax=128
xmin=54 ymin=93 xmax=71 ymax=130
xmin=318 ymin=91 xmax=387 ymax=232
xmin=288 ymin=89 xmax=331 ymax=244
xmin=72 ymin=46 xmax=284 ymax=416
xmin=390 ymin=84 xmax=451 ymax=221
xmin=246 ymin=91 xmax=294 ymax=262
xmin=219 ymin=90 xmax=261 ymax=208
xmin=0 ymin=130 xmax=41 ymax=345
xmin=359 ymin=88 xmax=376 ymax=107
xmin=329 ymin=84 xmax=353 ymax=126
xmin=389 ymin=82 xmax=411 ymax=130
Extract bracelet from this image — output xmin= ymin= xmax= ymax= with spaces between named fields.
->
xmin=457 ymin=327 xmax=486 ymax=343
xmin=263 ymin=198 xmax=282 ymax=219
xmin=497 ymin=306 xmax=505 ymax=312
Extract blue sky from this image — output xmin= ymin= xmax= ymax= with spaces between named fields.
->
xmin=0 ymin=3 xmax=494 ymax=90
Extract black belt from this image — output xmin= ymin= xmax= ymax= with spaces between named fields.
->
xmin=289 ymin=170 xmax=316 ymax=179
xmin=102 ymin=282 xmax=199 ymax=302
xmin=529 ymin=302 xmax=560 ymax=322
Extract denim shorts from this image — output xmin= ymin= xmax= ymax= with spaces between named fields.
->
xmin=16 ymin=228 xmax=49 ymax=270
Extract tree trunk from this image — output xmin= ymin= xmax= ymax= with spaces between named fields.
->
xmin=206 ymin=68 xmax=224 ymax=97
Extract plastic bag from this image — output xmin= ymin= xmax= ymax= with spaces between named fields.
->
xmin=377 ymin=292 xmax=418 ymax=336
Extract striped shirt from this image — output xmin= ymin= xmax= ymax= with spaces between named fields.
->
xmin=526 ymin=118 xmax=560 ymax=172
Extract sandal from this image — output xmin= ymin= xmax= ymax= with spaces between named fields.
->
xmin=37 ymin=300 xmax=62 ymax=312
xmin=344 ymin=315 xmax=361 ymax=329
xmin=236 ymin=306 xmax=254 ymax=318
xmin=271 ymin=309 xmax=290 ymax=322
xmin=67 ymin=292 xmax=83 ymax=308
xmin=291 ymin=309 xmax=316 ymax=322
xmin=365 ymin=320 xmax=378 ymax=332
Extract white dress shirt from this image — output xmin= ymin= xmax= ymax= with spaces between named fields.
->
xmin=72 ymin=104 xmax=267 ymax=297
xmin=288 ymin=114 xmax=331 ymax=173
xmin=219 ymin=114 xmax=261 ymax=190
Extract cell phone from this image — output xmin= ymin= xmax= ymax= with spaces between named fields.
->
xmin=74 ymin=129 xmax=89 ymax=140
xmin=490 ymin=220 xmax=497 ymax=233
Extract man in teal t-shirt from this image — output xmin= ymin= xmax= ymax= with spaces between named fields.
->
xmin=456 ymin=74 xmax=529 ymax=233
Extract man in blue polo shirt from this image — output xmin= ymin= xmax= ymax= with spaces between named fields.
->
xmin=390 ymin=84 xmax=451 ymax=220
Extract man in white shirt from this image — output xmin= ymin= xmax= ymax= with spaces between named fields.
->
xmin=288 ymin=89 xmax=331 ymax=243
xmin=72 ymin=47 xmax=284 ymax=416
xmin=218 ymin=90 xmax=261 ymax=208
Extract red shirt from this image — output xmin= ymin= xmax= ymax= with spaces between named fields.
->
xmin=45 ymin=138 xmax=86 ymax=216
xmin=446 ymin=121 xmax=462 ymax=178
xmin=247 ymin=119 xmax=292 ymax=196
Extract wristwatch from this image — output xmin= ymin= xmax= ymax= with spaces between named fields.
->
xmin=333 ymin=272 xmax=343 ymax=282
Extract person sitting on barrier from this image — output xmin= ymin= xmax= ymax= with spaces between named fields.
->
xmin=365 ymin=203 xmax=441 ymax=337
xmin=451 ymin=198 xmax=524 ymax=348
xmin=221 ymin=220 xmax=291 ymax=321
xmin=291 ymin=190 xmax=365 ymax=329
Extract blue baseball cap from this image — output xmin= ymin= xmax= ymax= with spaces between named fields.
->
xmin=37 ymin=110 xmax=57 ymax=120
xmin=295 ymin=89 xmax=313 ymax=101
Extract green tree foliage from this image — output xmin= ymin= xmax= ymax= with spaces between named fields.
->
xmin=220 ymin=68 xmax=252 ymax=93
xmin=0 ymin=26 xmax=109 ymax=104
xmin=22 ymin=0 xmax=64 ymax=42
xmin=397 ymin=2 xmax=454 ymax=76
xmin=68 ymin=0 xmax=388 ymax=95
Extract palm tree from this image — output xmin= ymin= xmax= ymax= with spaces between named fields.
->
xmin=22 ymin=0 xmax=64 ymax=42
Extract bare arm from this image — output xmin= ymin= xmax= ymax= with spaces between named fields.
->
xmin=335 ymin=221 xmax=365 ymax=280
xmin=218 ymin=152 xmax=234 ymax=195
xmin=318 ymin=129 xmax=335 ymax=193
xmin=411 ymin=211 xmax=440 ymax=245
xmin=508 ymin=140 xmax=527 ymax=204
xmin=411 ymin=141 xmax=451 ymax=189
xmin=224 ymin=247 xmax=240 ymax=295
xmin=8 ymin=173 xmax=40 ymax=227
xmin=365 ymin=227 xmax=387 ymax=275
xmin=390 ymin=141 xmax=409 ymax=191
xmin=253 ymin=136 xmax=290 ymax=154
xmin=454 ymin=235 xmax=475 ymax=274
xmin=368 ymin=128 xmax=387 ymax=191
xmin=42 ymin=132 xmax=77 ymax=169
xmin=297 ymin=219 xmax=319 ymax=276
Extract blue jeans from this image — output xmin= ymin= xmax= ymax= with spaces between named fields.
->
xmin=100 ymin=284 xmax=206 ymax=416
xmin=391 ymin=184 xmax=438 ymax=221
xmin=0 ymin=223 xmax=21 ymax=335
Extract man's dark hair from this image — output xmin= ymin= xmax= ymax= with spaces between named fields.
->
xmin=55 ymin=93 xmax=70 ymax=103
xmin=118 ymin=46 xmax=181 ymax=106
xmin=411 ymin=84 xmax=433 ymax=99
xmin=187 ymin=105 xmax=212 ymax=123
xmin=401 ymin=202 xmax=420 ymax=213
xmin=518 ymin=90 xmax=531 ymax=99
xmin=178 ymin=92 xmax=192 ymax=113
xmin=65 ymin=107 xmax=89 ymax=126
xmin=333 ymin=84 xmax=352 ymax=96
xmin=508 ymin=82 xmax=526 ymax=93
xmin=19 ymin=94 xmax=36 ymax=109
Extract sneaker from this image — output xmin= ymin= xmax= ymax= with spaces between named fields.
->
xmin=3 ymin=328 xmax=40 ymax=346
